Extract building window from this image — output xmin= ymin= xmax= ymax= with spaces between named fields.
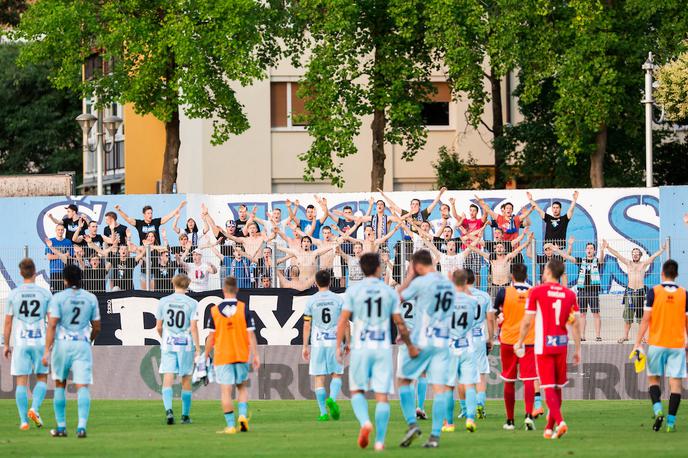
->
xmin=422 ymin=82 xmax=451 ymax=127
xmin=271 ymin=82 xmax=308 ymax=129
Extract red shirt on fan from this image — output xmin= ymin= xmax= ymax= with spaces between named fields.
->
xmin=526 ymin=282 xmax=579 ymax=355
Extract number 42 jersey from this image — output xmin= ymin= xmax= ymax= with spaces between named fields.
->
xmin=7 ymin=283 xmax=52 ymax=347
xmin=304 ymin=290 xmax=344 ymax=348
xmin=344 ymin=277 xmax=400 ymax=350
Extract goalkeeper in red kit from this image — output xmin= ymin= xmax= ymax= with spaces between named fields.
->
xmin=515 ymin=258 xmax=581 ymax=439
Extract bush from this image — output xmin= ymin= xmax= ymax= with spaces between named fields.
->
xmin=432 ymin=146 xmax=492 ymax=190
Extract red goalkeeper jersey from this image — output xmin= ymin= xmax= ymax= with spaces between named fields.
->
xmin=526 ymin=282 xmax=579 ymax=355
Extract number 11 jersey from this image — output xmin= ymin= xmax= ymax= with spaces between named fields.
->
xmin=344 ymin=277 xmax=400 ymax=350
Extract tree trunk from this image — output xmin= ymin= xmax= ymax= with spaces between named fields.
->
xmin=590 ymin=124 xmax=606 ymax=187
xmin=370 ymin=108 xmax=386 ymax=191
xmin=161 ymin=109 xmax=181 ymax=193
xmin=490 ymin=67 xmax=505 ymax=188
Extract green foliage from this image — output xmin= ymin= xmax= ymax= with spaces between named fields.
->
xmin=0 ymin=43 xmax=81 ymax=179
xmin=0 ymin=0 xmax=27 ymax=28
xmin=655 ymin=51 xmax=688 ymax=122
xmin=432 ymin=146 xmax=491 ymax=190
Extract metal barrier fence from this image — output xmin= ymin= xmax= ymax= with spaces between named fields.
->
xmin=0 ymin=236 xmax=672 ymax=344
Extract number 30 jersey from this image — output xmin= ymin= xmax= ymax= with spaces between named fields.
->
xmin=49 ymin=287 xmax=100 ymax=342
xmin=156 ymin=292 xmax=199 ymax=352
xmin=344 ymin=277 xmax=400 ymax=350
xmin=7 ymin=283 xmax=52 ymax=347
xmin=402 ymin=272 xmax=455 ymax=349
xmin=304 ymin=290 xmax=344 ymax=348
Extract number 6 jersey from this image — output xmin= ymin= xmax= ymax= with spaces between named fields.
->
xmin=303 ymin=290 xmax=344 ymax=348
xmin=6 ymin=283 xmax=52 ymax=347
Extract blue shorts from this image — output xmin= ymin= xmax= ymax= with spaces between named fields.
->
xmin=647 ymin=346 xmax=687 ymax=378
xmin=349 ymin=348 xmax=393 ymax=394
xmin=159 ymin=349 xmax=195 ymax=376
xmin=51 ymin=341 xmax=93 ymax=384
xmin=397 ymin=346 xmax=450 ymax=386
xmin=215 ymin=363 xmax=250 ymax=386
xmin=309 ymin=346 xmax=343 ymax=376
xmin=11 ymin=346 xmax=48 ymax=376
xmin=447 ymin=350 xmax=479 ymax=387
xmin=473 ymin=339 xmax=490 ymax=375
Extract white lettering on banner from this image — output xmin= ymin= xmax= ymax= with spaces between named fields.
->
xmin=111 ymin=297 xmax=160 ymax=346
xmin=250 ymin=295 xmax=305 ymax=345
xmin=196 ymin=295 xmax=224 ymax=343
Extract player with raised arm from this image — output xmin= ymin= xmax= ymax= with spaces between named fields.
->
xmin=336 ymin=253 xmax=414 ymax=451
xmin=633 ymin=259 xmax=687 ymax=433
xmin=489 ymin=263 xmax=537 ymax=431
xmin=3 ymin=258 xmax=52 ymax=430
xmin=42 ymin=264 xmax=101 ymax=438
xmin=155 ymin=274 xmax=201 ymax=425
xmin=516 ymin=258 xmax=581 ymax=439
xmin=397 ymin=249 xmax=455 ymax=449
xmin=205 ymin=277 xmax=260 ymax=435
xmin=302 ymin=270 xmax=347 ymax=421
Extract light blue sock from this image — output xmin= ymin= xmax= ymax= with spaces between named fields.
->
xmin=534 ymin=393 xmax=542 ymax=410
xmin=77 ymin=387 xmax=91 ymax=429
xmin=224 ymin=411 xmax=235 ymax=428
xmin=351 ymin=393 xmax=370 ymax=427
xmin=329 ymin=377 xmax=342 ymax=401
xmin=460 ymin=399 xmax=467 ymax=416
xmin=416 ymin=377 xmax=428 ymax=411
xmin=181 ymin=390 xmax=192 ymax=416
xmin=446 ymin=390 xmax=455 ymax=424
xmin=477 ymin=391 xmax=486 ymax=408
xmin=431 ymin=391 xmax=448 ymax=436
xmin=654 ymin=402 xmax=663 ymax=415
xmin=238 ymin=402 xmax=248 ymax=418
xmin=16 ymin=385 xmax=29 ymax=424
xmin=162 ymin=387 xmax=173 ymax=411
xmin=399 ymin=384 xmax=417 ymax=425
xmin=315 ymin=387 xmax=327 ymax=415
xmin=53 ymin=387 xmax=66 ymax=428
xmin=465 ymin=387 xmax=477 ymax=420
xmin=375 ymin=402 xmax=391 ymax=445
xmin=667 ymin=414 xmax=676 ymax=426
xmin=31 ymin=381 xmax=48 ymax=413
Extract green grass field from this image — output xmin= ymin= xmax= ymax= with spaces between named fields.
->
xmin=0 ymin=399 xmax=686 ymax=457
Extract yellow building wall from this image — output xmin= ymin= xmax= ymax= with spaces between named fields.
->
xmin=123 ymin=104 xmax=166 ymax=194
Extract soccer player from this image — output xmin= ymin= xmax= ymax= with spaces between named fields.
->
xmin=467 ymin=269 xmax=492 ymax=419
xmin=155 ymin=274 xmax=201 ymax=425
xmin=302 ymin=270 xmax=347 ymax=421
xmin=633 ymin=259 xmax=687 ymax=432
xmin=335 ymin=253 xmax=414 ymax=451
xmin=443 ymin=269 xmax=480 ymax=433
xmin=396 ymin=300 xmax=429 ymax=420
xmin=490 ymin=263 xmax=537 ymax=431
xmin=397 ymin=249 xmax=455 ymax=449
xmin=516 ymin=258 xmax=581 ymax=439
xmin=42 ymin=264 xmax=101 ymax=438
xmin=205 ymin=276 xmax=260 ymax=434
xmin=3 ymin=258 xmax=52 ymax=430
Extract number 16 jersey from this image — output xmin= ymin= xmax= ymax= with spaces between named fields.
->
xmin=344 ymin=277 xmax=400 ymax=350
xmin=402 ymin=272 xmax=455 ymax=349
xmin=304 ymin=290 xmax=344 ymax=348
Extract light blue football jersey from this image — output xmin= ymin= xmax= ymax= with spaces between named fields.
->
xmin=449 ymin=291 xmax=478 ymax=354
xmin=469 ymin=286 xmax=492 ymax=342
xmin=7 ymin=283 xmax=52 ymax=347
xmin=402 ymin=271 xmax=455 ymax=348
xmin=304 ymin=290 xmax=344 ymax=348
xmin=344 ymin=277 xmax=400 ymax=350
xmin=155 ymin=293 xmax=199 ymax=351
xmin=48 ymin=287 xmax=100 ymax=342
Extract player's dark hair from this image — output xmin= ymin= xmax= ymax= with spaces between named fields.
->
xmin=662 ymin=259 xmax=678 ymax=280
xmin=465 ymin=269 xmax=475 ymax=285
xmin=142 ymin=205 xmax=153 ymax=213
xmin=223 ymin=276 xmax=238 ymax=294
xmin=452 ymin=269 xmax=468 ymax=286
xmin=511 ymin=263 xmax=528 ymax=282
xmin=376 ymin=200 xmax=385 ymax=206
xmin=315 ymin=270 xmax=331 ymax=287
xmin=360 ymin=253 xmax=381 ymax=276
xmin=552 ymin=201 xmax=562 ymax=208
xmin=322 ymin=225 xmax=332 ymax=232
xmin=470 ymin=204 xmax=479 ymax=212
xmin=546 ymin=258 xmax=566 ymax=280
xmin=105 ymin=211 xmax=117 ymax=220
xmin=19 ymin=258 xmax=36 ymax=279
xmin=63 ymin=264 xmax=82 ymax=288
xmin=411 ymin=249 xmax=433 ymax=266
xmin=306 ymin=204 xmax=315 ymax=210
xmin=343 ymin=205 xmax=353 ymax=211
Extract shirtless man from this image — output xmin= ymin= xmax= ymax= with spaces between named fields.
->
xmin=219 ymin=221 xmax=275 ymax=261
xmin=336 ymin=222 xmax=398 ymax=254
xmin=275 ymin=235 xmax=338 ymax=280
xmin=469 ymin=232 xmax=533 ymax=301
xmin=604 ymin=240 xmax=668 ymax=343
xmin=277 ymin=265 xmax=316 ymax=291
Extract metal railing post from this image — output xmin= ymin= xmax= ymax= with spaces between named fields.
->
xmin=145 ymin=244 xmax=151 ymax=291
xmin=271 ymin=242 xmax=278 ymax=287
xmin=23 ymin=245 xmax=29 ymax=259
xmin=666 ymin=236 xmax=671 ymax=259
xmin=531 ymin=238 xmax=537 ymax=286
xmin=400 ymin=240 xmax=407 ymax=284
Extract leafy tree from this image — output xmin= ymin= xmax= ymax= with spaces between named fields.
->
xmin=285 ymin=0 xmax=436 ymax=190
xmin=15 ymin=0 xmax=282 ymax=193
xmin=655 ymin=50 xmax=688 ymax=122
xmin=432 ymin=146 xmax=491 ymax=190
xmin=0 ymin=43 xmax=81 ymax=179
xmin=0 ymin=0 xmax=27 ymax=28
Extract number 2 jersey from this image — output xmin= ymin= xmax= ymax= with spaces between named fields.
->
xmin=402 ymin=271 xmax=455 ymax=349
xmin=304 ymin=290 xmax=344 ymax=348
xmin=344 ymin=277 xmax=400 ymax=350
xmin=156 ymin=293 xmax=199 ymax=352
xmin=6 ymin=283 xmax=52 ymax=347
xmin=49 ymin=287 xmax=100 ymax=342
xmin=526 ymin=282 xmax=579 ymax=355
